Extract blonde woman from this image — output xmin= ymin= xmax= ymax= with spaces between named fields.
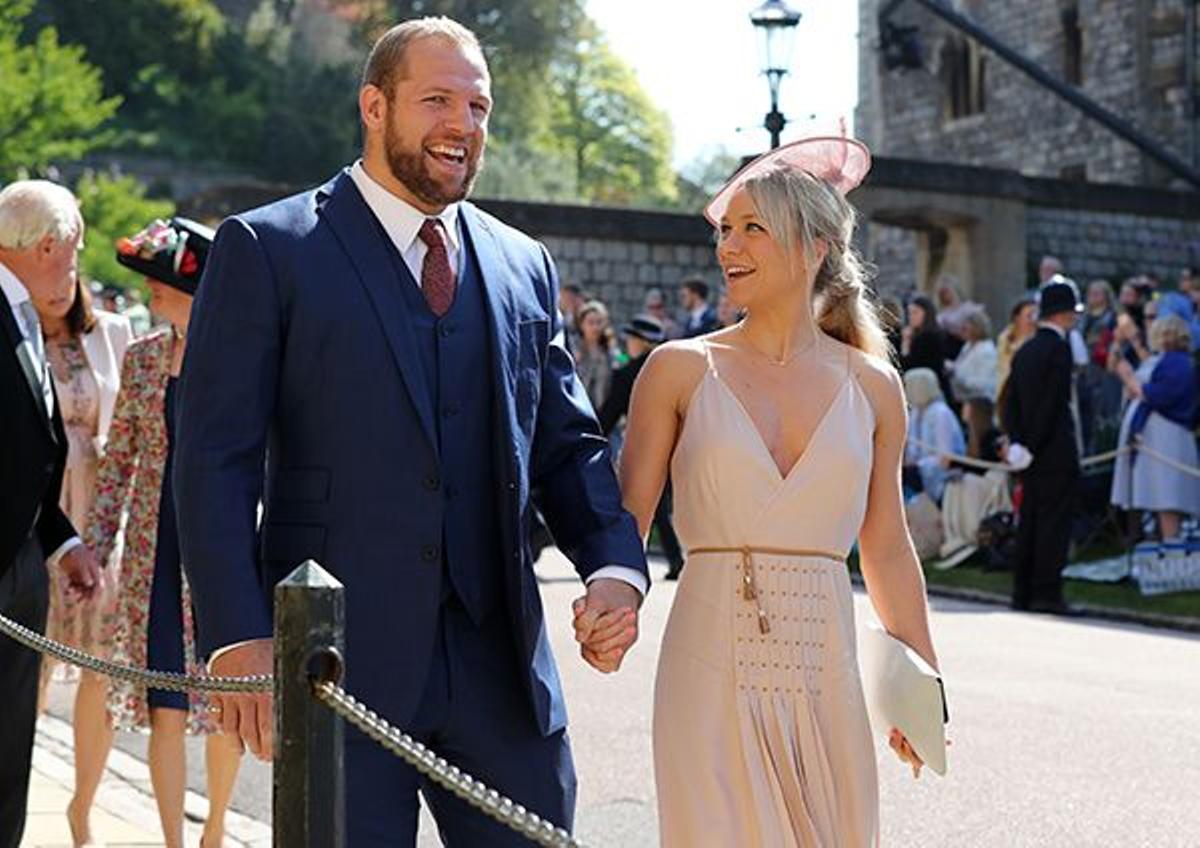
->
xmin=574 ymin=299 xmax=617 ymax=410
xmin=996 ymin=296 xmax=1037 ymax=393
xmin=616 ymin=137 xmax=939 ymax=846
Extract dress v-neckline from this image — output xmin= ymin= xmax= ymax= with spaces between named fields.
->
xmin=707 ymin=369 xmax=851 ymax=484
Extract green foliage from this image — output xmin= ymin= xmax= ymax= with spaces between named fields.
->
xmin=0 ymin=0 xmax=120 ymax=181
xmin=75 ymin=171 xmax=174 ymax=290
xmin=675 ymin=146 xmax=743 ymax=213
xmin=545 ymin=30 xmax=677 ymax=208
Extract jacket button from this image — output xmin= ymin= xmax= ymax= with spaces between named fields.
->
xmin=423 ymin=475 xmax=440 ymax=491
xmin=506 ymin=481 xmax=516 ymax=492
xmin=44 ymin=463 xmax=55 ymax=474
xmin=421 ymin=545 xmax=439 ymax=562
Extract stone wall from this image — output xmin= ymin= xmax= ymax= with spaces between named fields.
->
xmin=1026 ymin=207 xmax=1200 ymax=284
xmin=857 ymin=0 xmax=1198 ymax=188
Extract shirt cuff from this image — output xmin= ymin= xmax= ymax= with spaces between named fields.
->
xmin=207 ymin=639 xmax=267 ymax=672
xmin=586 ymin=565 xmax=649 ymax=597
xmin=46 ymin=537 xmax=82 ymax=568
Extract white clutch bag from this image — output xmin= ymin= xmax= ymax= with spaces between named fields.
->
xmin=859 ymin=621 xmax=948 ymax=776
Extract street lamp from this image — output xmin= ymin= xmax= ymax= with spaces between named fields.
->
xmin=750 ymin=0 xmax=802 ymax=149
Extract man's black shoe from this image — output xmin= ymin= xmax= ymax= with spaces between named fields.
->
xmin=1028 ymin=599 xmax=1085 ymax=617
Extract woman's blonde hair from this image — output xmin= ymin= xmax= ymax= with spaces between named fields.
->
xmin=743 ymin=165 xmax=888 ymax=359
xmin=1149 ymin=314 xmax=1192 ymax=353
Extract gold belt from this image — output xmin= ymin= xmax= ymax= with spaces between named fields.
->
xmin=686 ymin=546 xmax=848 ymax=636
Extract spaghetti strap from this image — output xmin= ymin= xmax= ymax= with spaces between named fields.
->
xmin=700 ymin=338 xmax=717 ymax=373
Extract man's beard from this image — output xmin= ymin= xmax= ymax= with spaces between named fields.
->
xmin=384 ymin=122 xmax=481 ymax=207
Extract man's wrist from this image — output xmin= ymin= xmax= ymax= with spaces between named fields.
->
xmin=587 ymin=566 xmax=648 ymax=598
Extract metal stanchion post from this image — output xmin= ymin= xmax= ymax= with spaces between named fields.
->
xmin=274 ymin=560 xmax=346 ymax=847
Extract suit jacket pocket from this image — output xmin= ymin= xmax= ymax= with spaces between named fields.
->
xmin=260 ymin=523 xmax=327 ymax=572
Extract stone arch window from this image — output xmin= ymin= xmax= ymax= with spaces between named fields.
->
xmin=1062 ymin=5 xmax=1083 ymax=86
xmin=940 ymin=35 xmax=985 ymax=120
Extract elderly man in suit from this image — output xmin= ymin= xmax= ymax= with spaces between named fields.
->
xmin=0 ymin=180 xmax=101 ymax=848
xmin=1002 ymin=279 xmax=1083 ymax=615
xmin=174 ymin=17 xmax=647 ymax=847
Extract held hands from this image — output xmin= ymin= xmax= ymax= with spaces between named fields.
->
xmin=571 ymin=578 xmax=641 ymax=674
xmin=208 ymin=639 xmax=274 ymax=761
xmin=58 ymin=546 xmax=101 ymax=600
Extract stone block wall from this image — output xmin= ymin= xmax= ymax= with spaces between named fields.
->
xmin=1026 ymin=207 xmax=1200 ymax=284
xmin=857 ymin=0 xmax=1197 ymax=188
xmin=537 ymin=235 xmax=720 ymax=324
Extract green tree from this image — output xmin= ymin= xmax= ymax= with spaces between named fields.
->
xmin=675 ymin=146 xmax=742 ymax=213
xmin=545 ymin=31 xmax=677 ymax=207
xmin=0 ymin=0 xmax=120 ymax=180
xmin=75 ymin=171 xmax=174 ymax=290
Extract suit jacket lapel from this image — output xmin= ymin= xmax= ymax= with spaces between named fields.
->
xmin=316 ymin=170 xmax=438 ymax=455
xmin=460 ymin=205 xmax=520 ymax=431
xmin=0 ymin=300 xmax=53 ymax=437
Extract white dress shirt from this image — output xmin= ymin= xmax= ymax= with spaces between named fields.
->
xmin=0 ymin=261 xmax=81 ymax=564
xmin=348 ymin=162 xmax=646 ymax=597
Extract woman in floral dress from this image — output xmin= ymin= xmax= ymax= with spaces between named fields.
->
xmin=85 ymin=219 xmax=242 ymax=848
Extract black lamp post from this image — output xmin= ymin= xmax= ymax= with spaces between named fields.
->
xmin=750 ymin=0 xmax=802 ymax=149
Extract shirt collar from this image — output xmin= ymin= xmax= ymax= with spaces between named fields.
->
xmin=690 ymin=304 xmax=708 ymax=321
xmin=1038 ymin=321 xmax=1066 ymax=339
xmin=0 ymin=261 xmax=31 ymax=309
xmin=349 ymin=160 xmax=460 ymax=254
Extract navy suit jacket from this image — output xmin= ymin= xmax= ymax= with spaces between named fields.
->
xmin=174 ymin=169 xmax=647 ymax=735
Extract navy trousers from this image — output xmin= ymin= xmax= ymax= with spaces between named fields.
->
xmin=345 ymin=596 xmax=576 ymax=847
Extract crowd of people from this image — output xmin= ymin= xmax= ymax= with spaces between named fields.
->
xmin=889 ymin=255 xmax=1200 ymax=610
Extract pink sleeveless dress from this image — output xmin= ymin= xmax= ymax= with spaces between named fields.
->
xmin=653 ymin=340 xmax=880 ymax=847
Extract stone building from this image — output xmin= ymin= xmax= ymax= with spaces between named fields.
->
xmin=852 ymin=0 xmax=1200 ymax=314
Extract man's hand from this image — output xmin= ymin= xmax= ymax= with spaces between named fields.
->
xmin=572 ymin=578 xmax=640 ymax=674
xmin=209 ymin=639 xmax=273 ymax=761
xmin=58 ymin=546 xmax=100 ymax=600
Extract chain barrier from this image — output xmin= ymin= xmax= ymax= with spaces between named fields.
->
xmin=312 ymin=681 xmax=586 ymax=848
xmin=0 ymin=610 xmax=270 ymax=693
xmin=0 ymin=609 xmax=586 ymax=847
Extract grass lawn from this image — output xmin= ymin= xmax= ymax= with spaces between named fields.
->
xmin=850 ymin=541 xmax=1200 ymax=623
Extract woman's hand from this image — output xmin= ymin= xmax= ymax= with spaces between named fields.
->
xmin=888 ymin=728 xmax=924 ymax=778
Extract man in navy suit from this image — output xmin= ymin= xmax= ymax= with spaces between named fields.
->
xmin=174 ymin=18 xmax=647 ymax=846
xmin=679 ymin=277 xmax=719 ymax=337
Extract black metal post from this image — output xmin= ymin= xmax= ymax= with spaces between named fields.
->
xmin=883 ymin=0 xmax=1200 ymax=189
xmin=274 ymin=560 xmax=346 ymax=847
xmin=765 ymin=107 xmax=785 ymax=150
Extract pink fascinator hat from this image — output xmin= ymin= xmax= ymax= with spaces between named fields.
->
xmin=704 ymin=129 xmax=872 ymax=226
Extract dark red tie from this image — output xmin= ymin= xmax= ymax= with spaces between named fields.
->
xmin=418 ymin=219 xmax=456 ymax=317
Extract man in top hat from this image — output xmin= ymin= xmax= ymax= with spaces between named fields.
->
xmin=1002 ymin=278 xmax=1084 ymax=615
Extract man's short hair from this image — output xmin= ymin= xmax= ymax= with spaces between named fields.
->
xmin=362 ymin=17 xmax=486 ymax=100
xmin=682 ymin=278 xmax=709 ymax=301
xmin=0 ymin=180 xmax=80 ymax=250
xmin=561 ymin=283 xmax=583 ymax=297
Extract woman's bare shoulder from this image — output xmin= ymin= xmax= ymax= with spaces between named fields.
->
xmin=637 ymin=339 xmax=710 ymax=406
xmin=845 ymin=345 xmax=906 ymax=421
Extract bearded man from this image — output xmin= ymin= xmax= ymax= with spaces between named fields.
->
xmin=173 ymin=17 xmax=646 ymax=847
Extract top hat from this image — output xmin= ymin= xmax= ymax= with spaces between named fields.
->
xmin=704 ymin=133 xmax=872 ymax=226
xmin=620 ymin=314 xmax=666 ymax=344
xmin=115 ymin=217 xmax=215 ymax=295
xmin=1038 ymin=275 xmax=1083 ymax=317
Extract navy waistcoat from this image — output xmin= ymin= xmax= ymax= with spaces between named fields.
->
xmin=378 ymin=219 xmax=504 ymax=624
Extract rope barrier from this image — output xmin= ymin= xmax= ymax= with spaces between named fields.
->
xmin=0 ymin=610 xmax=270 ymax=693
xmin=0 ymin=609 xmax=586 ymax=846
xmin=910 ymin=440 xmax=1144 ymax=474
xmin=312 ymin=681 xmax=586 ymax=848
